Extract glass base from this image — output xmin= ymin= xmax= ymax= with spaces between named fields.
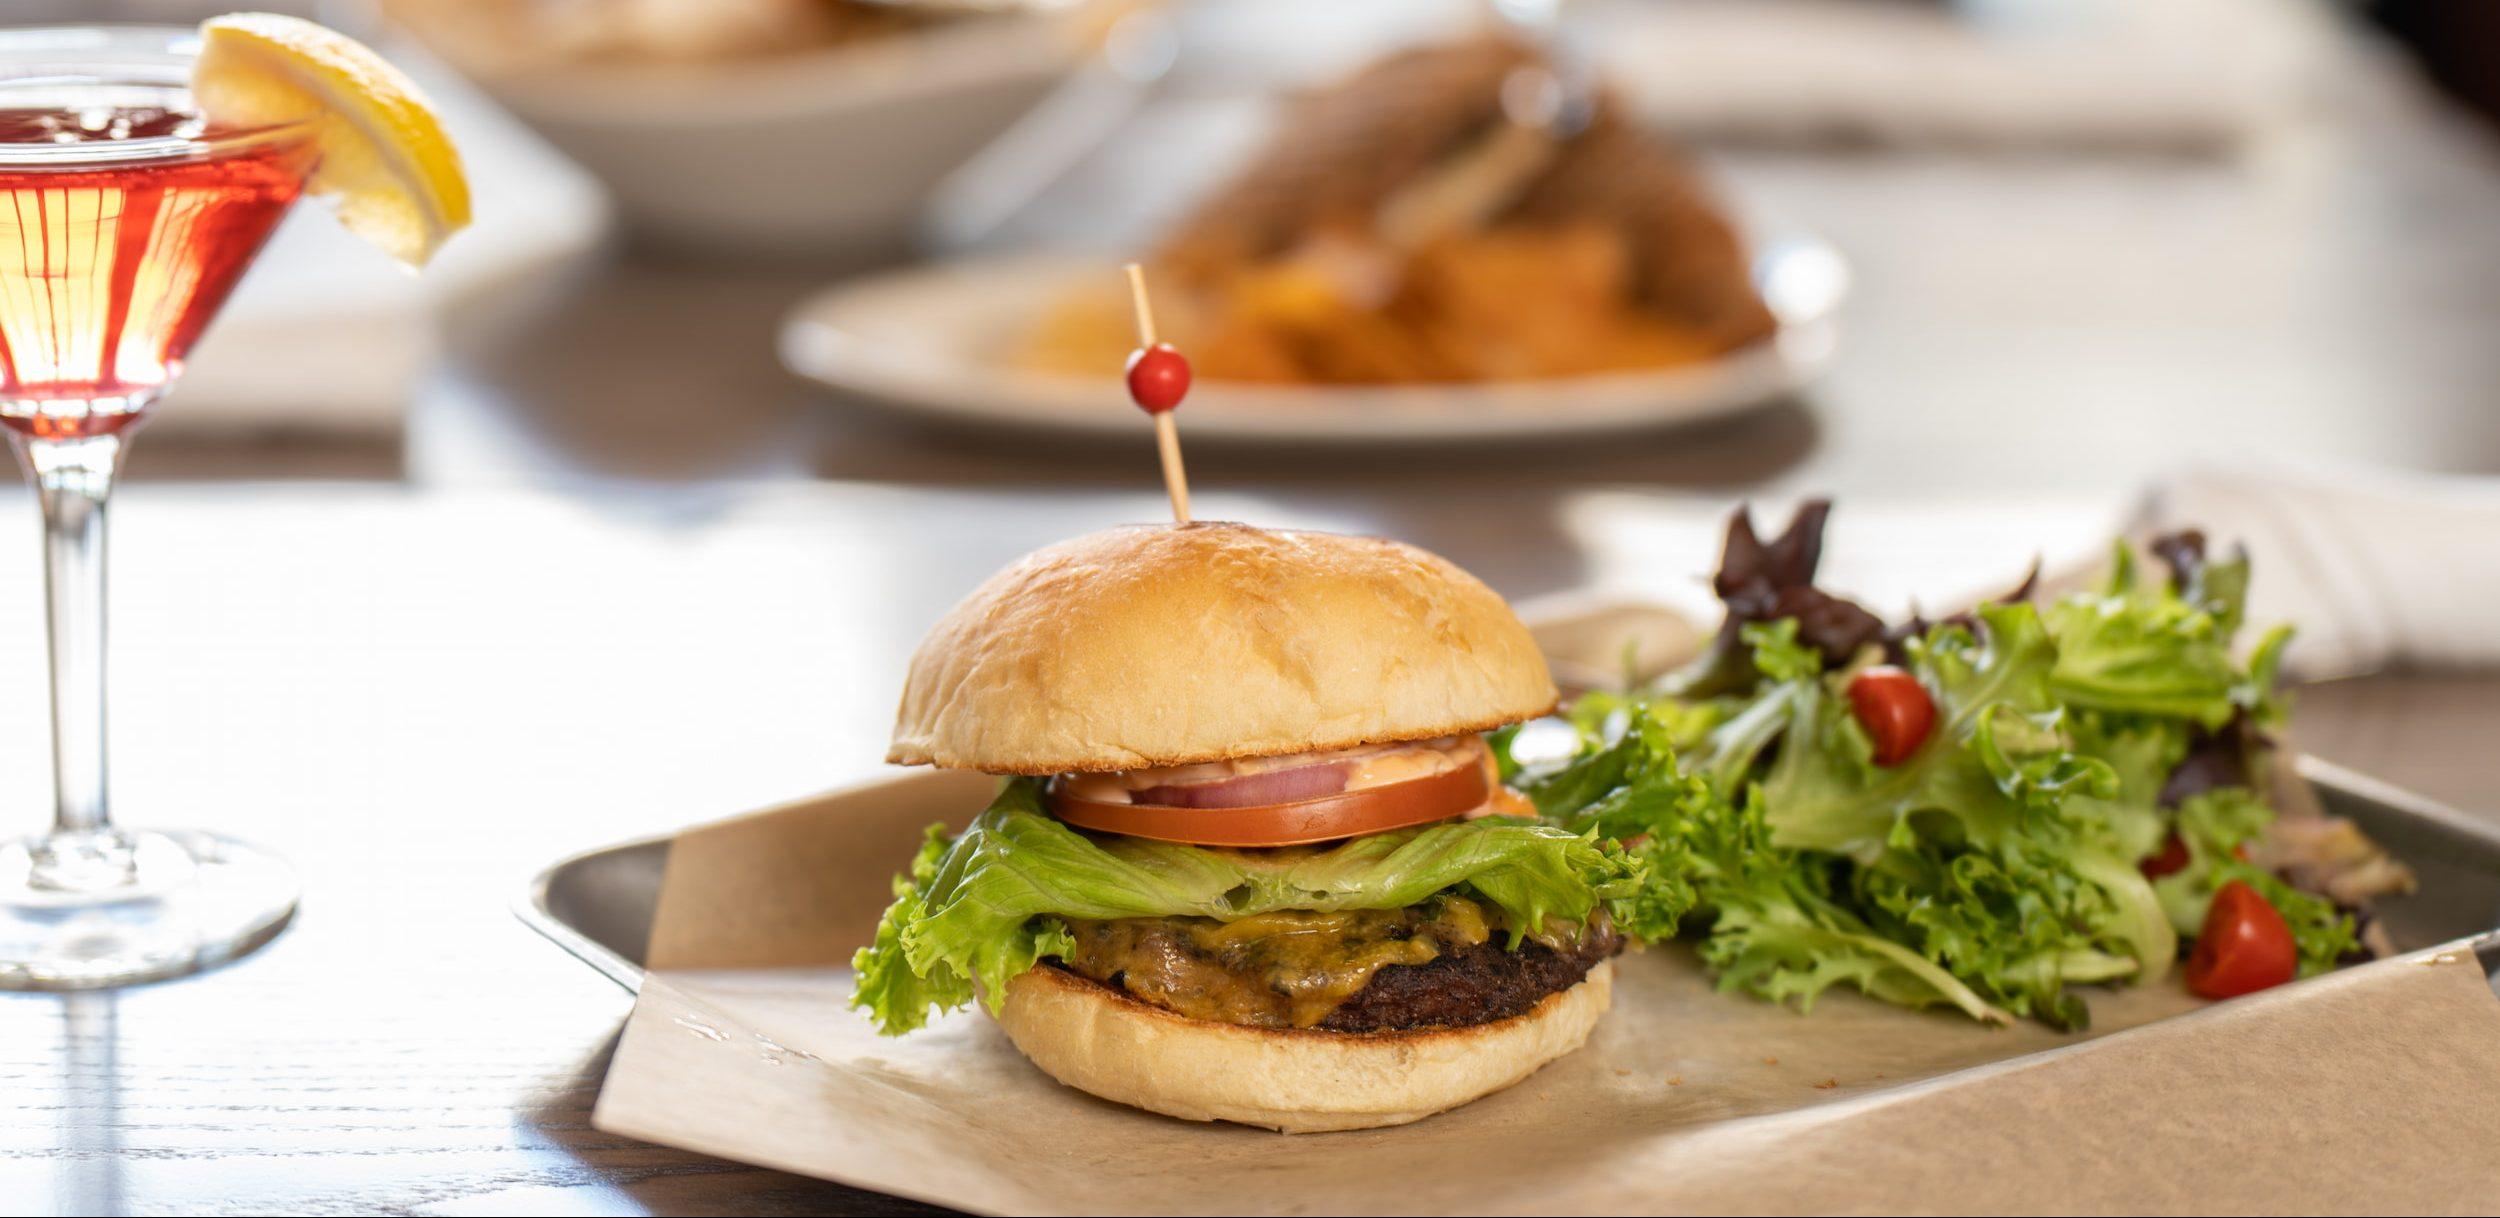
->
xmin=0 ymin=828 xmax=295 ymax=990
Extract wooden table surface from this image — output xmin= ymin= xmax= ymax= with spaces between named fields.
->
xmin=8 ymin=12 xmax=2500 ymax=1217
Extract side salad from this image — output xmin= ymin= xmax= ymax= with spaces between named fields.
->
xmin=1498 ymin=502 xmax=2413 ymax=1029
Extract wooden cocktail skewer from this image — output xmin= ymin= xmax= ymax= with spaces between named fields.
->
xmin=1122 ymin=262 xmax=1192 ymax=525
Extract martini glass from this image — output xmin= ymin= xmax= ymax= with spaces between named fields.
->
xmin=0 ymin=26 xmax=315 ymax=989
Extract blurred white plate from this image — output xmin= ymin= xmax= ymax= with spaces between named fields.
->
xmin=778 ymin=237 xmax=1847 ymax=443
xmin=429 ymin=9 xmax=1097 ymax=261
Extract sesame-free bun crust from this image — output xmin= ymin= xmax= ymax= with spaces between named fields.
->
xmin=994 ymin=962 xmax=1612 ymax=1133
xmin=888 ymin=522 xmax=1558 ymax=774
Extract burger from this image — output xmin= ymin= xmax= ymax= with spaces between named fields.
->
xmin=850 ymin=521 xmax=1642 ymax=1132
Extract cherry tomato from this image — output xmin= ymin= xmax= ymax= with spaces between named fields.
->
xmin=2140 ymin=833 xmax=2190 ymax=878
xmin=1846 ymin=666 xmax=1936 ymax=766
xmin=2185 ymin=880 xmax=2298 ymax=999
xmin=1125 ymin=343 xmax=1191 ymax=414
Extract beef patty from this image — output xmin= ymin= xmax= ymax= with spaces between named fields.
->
xmin=1316 ymin=927 xmax=1621 ymax=1033
xmin=1049 ymin=899 xmax=1622 ymax=1034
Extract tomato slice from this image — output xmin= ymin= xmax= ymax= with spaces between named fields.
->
xmin=2185 ymin=880 xmax=2298 ymax=999
xmin=1046 ymin=758 xmax=1491 ymax=847
xmin=1846 ymin=665 xmax=1936 ymax=766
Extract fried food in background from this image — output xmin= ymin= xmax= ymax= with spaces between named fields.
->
xmin=1023 ymin=36 xmax=1777 ymax=385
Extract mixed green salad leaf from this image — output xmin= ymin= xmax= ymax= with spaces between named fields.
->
xmin=1500 ymin=506 xmax=2355 ymax=1029
xmin=852 ymin=779 xmax=1645 ymax=1034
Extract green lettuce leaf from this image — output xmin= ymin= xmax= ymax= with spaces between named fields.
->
xmin=1685 ymin=783 xmax=2014 ymax=1024
xmin=2045 ymin=540 xmax=2246 ymax=727
xmin=850 ymin=822 xmax=1073 ymax=1036
xmin=2038 ymin=545 xmax=2347 ymax=972
xmin=850 ymin=779 xmax=1651 ymax=1035
xmin=1751 ymin=604 xmax=2173 ymax=1013
xmin=1526 ymin=707 xmax=1708 ymax=942
xmin=1757 ymin=604 xmax=2108 ymax=860
xmin=1525 ymin=605 xmax=2185 ymax=1028
xmin=2063 ymin=710 xmax=2190 ymax=863
xmin=1520 ymin=724 xmax=2013 ymax=1024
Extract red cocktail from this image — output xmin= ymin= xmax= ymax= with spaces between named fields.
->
xmin=0 ymin=101 xmax=310 ymax=438
xmin=0 ymin=27 xmax=315 ymax=989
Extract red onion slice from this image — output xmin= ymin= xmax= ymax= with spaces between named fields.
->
xmin=1130 ymin=762 xmax=1353 ymax=809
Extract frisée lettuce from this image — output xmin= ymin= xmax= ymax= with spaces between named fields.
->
xmin=1503 ymin=508 xmax=2359 ymax=1030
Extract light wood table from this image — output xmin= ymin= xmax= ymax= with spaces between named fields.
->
xmin=0 ymin=484 xmax=2485 ymax=1218
xmin=7 ymin=17 xmax=2500 ymax=1218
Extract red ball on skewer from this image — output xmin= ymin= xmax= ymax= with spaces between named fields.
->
xmin=1125 ymin=342 xmax=1191 ymax=415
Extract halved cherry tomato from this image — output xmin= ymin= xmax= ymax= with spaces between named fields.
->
xmin=1847 ymin=666 xmax=1936 ymax=766
xmin=2185 ymin=880 xmax=2298 ymax=999
xmin=2140 ymin=833 xmax=2191 ymax=878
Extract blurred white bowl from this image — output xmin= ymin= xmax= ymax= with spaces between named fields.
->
xmin=442 ymin=10 xmax=1097 ymax=261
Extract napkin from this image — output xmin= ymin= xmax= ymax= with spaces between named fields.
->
xmin=1587 ymin=0 xmax=2338 ymax=152
xmin=2135 ymin=463 xmax=2500 ymax=679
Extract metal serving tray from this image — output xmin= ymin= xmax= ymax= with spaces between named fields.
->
xmin=518 ymin=756 xmax=2500 ymax=995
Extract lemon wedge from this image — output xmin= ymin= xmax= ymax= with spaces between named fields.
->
xmin=191 ymin=13 xmax=471 ymax=267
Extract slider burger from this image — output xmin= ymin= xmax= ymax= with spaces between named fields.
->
xmin=852 ymin=521 xmax=1642 ymax=1131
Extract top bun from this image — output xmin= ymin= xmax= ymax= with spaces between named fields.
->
xmin=888 ymin=522 xmax=1557 ymax=774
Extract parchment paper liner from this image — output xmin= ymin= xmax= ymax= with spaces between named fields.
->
xmin=595 ymin=600 xmax=2500 ymax=1213
xmin=595 ymin=766 xmax=2500 ymax=1214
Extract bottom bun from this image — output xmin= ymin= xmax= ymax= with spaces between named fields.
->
xmin=993 ymin=960 xmax=1614 ymax=1133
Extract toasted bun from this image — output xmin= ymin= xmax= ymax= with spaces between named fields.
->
xmin=994 ymin=962 xmax=1611 ymax=1133
xmin=888 ymin=522 xmax=1557 ymax=774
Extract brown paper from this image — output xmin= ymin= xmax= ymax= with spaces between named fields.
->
xmin=597 ymin=600 xmax=2500 ymax=1212
xmin=645 ymin=768 xmax=996 ymax=971
xmin=595 ymin=770 xmax=2500 ymax=1214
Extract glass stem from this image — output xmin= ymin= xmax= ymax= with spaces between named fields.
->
xmin=14 ymin=434 xmax=122 ymax=841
